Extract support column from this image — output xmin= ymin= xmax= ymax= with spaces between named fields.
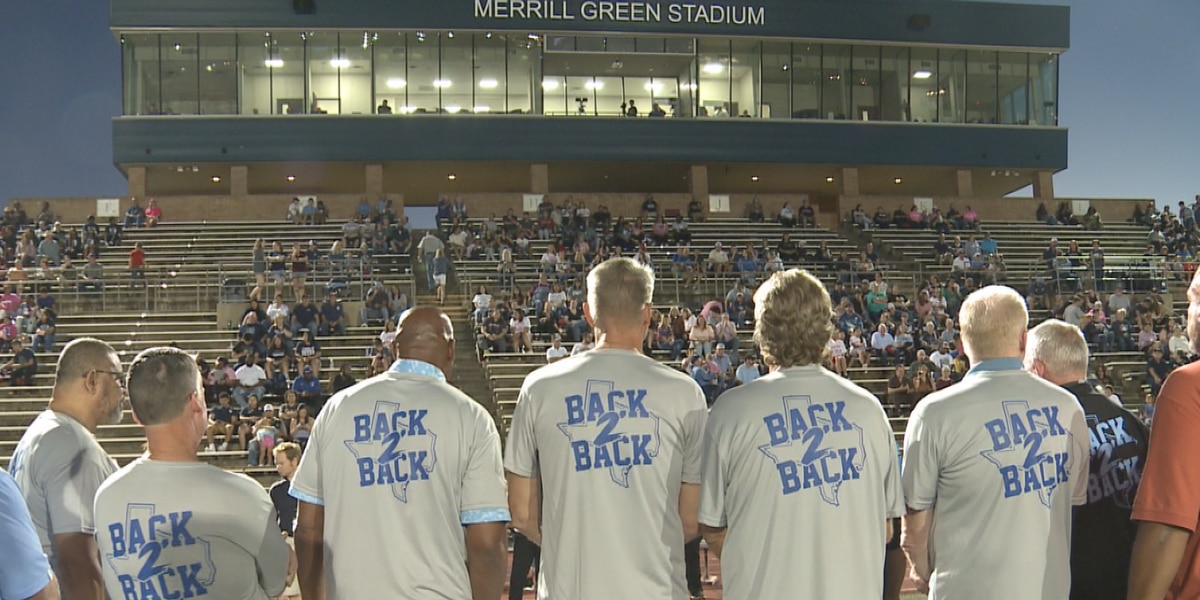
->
xmin=127 ymin=166 xmax=147 ymax=198
xmin=839 ymin=167 xmax=860 ymax=197
xmin=1032 ymin=170 xmax=1055 ymax=200
xmin=689 ymin=165 xmax=709 ymax=203
xmin=530 ymin=164 xmax=549 ymax=194
xmin=955 ymin=169 xmax=974 ymax=198
xmin=365 ymin=163 xmax=384 ymax=197
xmin=230 ymin=165 xmax=249 ymax=198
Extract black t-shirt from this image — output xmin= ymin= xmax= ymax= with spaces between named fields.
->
xmin=293 ymin=303 xmax=318 ymax=325
xmin=1063 ymin=382 xmax=1149 ymax=600
xmin=268 ymin=478 xmax=297 ymax=535
xmin=14 ymin=348 xmax=35 ymax=370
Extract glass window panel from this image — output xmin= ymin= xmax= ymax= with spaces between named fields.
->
xmin=1031 ymin=53 xmax=1058 ymax=125
xmin=605 ymin=36 xmax=636 ymax=52
xmin=966 ymin=50 xmax=997 ymax=124
xmin=594 ymin=76 xmax=623 ymax=116
xmin=791 ymin=43 xmax=820 ymax=119
xmin=307 ymin=32 xmax=339 ymax=114
xmin=238 ymin=32 xmax=269 ymax=115
xmin=760 ymin=41 xmax=789 ymax=120
xmin=339 ymin=32 xmax=372 ymax=115
xmin=697 ymin=38 xmax=730 ymax=117
xmin=198 ymin=33 xmax=237 ymax=115
xmin=440 ymin=33 xmax=473 ymax=114
xmin=730 ymin=39 xmax=760 ymax=118
xmin=545 ymin=36 xmax=575 ymax=52
xmin=507 ymin=35 xmax=538 ymax=115
xmin=850 ymin=45 xmax=880 ymax=121
xmin=879 ymin=46 xmax=908 ymax=122
xmin=473 ymin=33 xmax=506 ymax=115
xmin=909 ymin=47 xmax=938 ymax=123
xmin=123 ymin=34 xmax=161 ymax=115
xmin=635 ymin=37 xmax=665 ymax=53
xmin=406 ymin=32 xmax=440 ymax=113
xmin=938 ymin=48 xmax=966 ymax=123
xmin=676 ymin=58 xmax=696 ymax=118
xmin=998 ymin=51 xmax=1029 ymax=124
xmin=374 ymin=33 xmax=407 ymax=114
xmin=665 ymin=37 xmax=695 ymax=54
xmin=543 ymin=75 xmax=568 ymax=116
xmin=821 ymin=44 xmax=849 ymax=120
xmin=160 ymin=34 xmax=199 ymax=115
xmin=565 ymin=76 xmax=597 ymax=116
xmin=575 ymin=36 xmax=605 ymax=52
xmin=272 ymin=33 xmax=306 ymax=115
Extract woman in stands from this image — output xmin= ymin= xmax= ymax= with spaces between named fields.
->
xmin=289 ymin=242 xmax=308 ymax=301
xmin=267 ymin=241 xmax=287 ymax=299
xmin=290 ymin=405 xmax=314 ymax=449
xmin=847 ymin=327 xmax=870 ymax=369
xmin=510 ymin=308 xmax=532 ymax=353
xmin=294 ymin=329 xmax=321 ymax=375
xmin=249 ymin=239 xmax=267 ymax=301
xmin=778 ymin=202 xmax=796 ymax=228
xmin=278 ymin=390 xmax=302 ymax=439
xmin=264 ymin=335 xmax=294 ymax=382
xmin=144 ymin=198 xmax=162 ymax=227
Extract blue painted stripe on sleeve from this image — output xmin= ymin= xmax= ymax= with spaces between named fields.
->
xmin=289 ymin=488 xmax=325 ymax=506
xmin=461 ymin=508 xmax=511 ymax=524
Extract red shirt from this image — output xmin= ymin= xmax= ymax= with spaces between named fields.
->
xmin=129 ymin=249 xmax=145 ymax=268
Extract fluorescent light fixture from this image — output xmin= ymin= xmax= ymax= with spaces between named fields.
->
xmin=585 ymin=80 xmax=603 ymax=90
xmin=330 ymin=58 xmax=350 ymax=68
xmin=894 ymin=177 xmax=903 ymax=184
xmin=825 ymin=176 xmax=835 ymax=183
xmin=702 ymin=62 xmax=724 ymax=74
xmin=473 ymin=105 xmax=491 ymax=113
xmin=264 ymin=58 xmax=285 ymax=68
xmin=479 ymin=78 xmax=499 ymax=89
xmin=644 ymin=81 xmax=663 ymax=92
xmin=448 ymin=174 xmax=458 ymax=180
xmin=433 ymin=79 xmax=452 ymax=88
xmin=913 ymin=70 xmax=933 ymax=79
xmin=447 ymin=31 xmax=455 ymax=39
xmin=385 ymin=78 xmax=407 ymax=89
xmin=286 ymin=175 xmax=296 ymax=182
xmin=751 ymin=176 xmax=760 ymax=182
xmin=444 ymin=105 xmax=462 ymax=113
xmin=211 ymin=176 xmax=221 ymax=183
xmin=541 ymin=79 xmax=560 ymax=91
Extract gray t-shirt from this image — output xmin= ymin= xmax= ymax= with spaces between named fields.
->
xmin=290 ymin=360 xmax=509 ymax=600
xmin=504 ymin=348 xmax=708 ymax=600
xmin=699 ymin=365 xmax=903 ymax=600
xmin=10 ymin=410 xmax=118 ymax=573
xmin=93 ymin=457 xmax=290 ymax=600
xmin=902 ymin=361 xmax=1090 ymax=600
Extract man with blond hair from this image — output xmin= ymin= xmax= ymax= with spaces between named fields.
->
xmin=1024 ymin=320 xmax=1147 ymax=600
xmin=506 ymin=257 xmax=708 ymax=599
xmin=699 ymin=268 xmax=902 ymax=599
xmin=901 ymin=286 xmax=1089 ymax=599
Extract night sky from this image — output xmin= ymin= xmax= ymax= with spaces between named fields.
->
xmin=1 ymin=0 xmax=1195 ymax=208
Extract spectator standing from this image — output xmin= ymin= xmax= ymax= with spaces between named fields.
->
xmin=291 ymin=307 xmax=509 ymax=599
xmin=10 ymin=338 xmax=124 ymax=600
xmin=289 ymin=242 xmax=309 ymax=302
xmin=505 ymin=258 xmax=707 ymax=600
xmin=417 ymin=231 xmax=446 ymax=292
xmin=128 ymin=242 xmax=146 ymax=283
xmin=700 ymin=268 xmax=902 ymax=599
xmin=250 ymin=239 xmax=267 ymax=300
xmin=901 ymin=287 xmax=1089 ymax=598
xmin=1025 ymin=321 xmax=1149 ymax=600
xmin=93 ymin=347 xmax=292 ymax=599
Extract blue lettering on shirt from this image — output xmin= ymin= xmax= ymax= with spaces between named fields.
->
xmin=980 ymin=400 xmax=1075 ymax=507
xmin=557 ymin=380 xmax=661 ymax=488
xmin=345 ymin=400 xmax=438 ymax=502
xmin=105 ymin=504 xmax=216 ymax=599
xmin=757 ymin=396 xmax=866 ymax=506
xmin=1086 ymin=414 xmax=1142 ymax=507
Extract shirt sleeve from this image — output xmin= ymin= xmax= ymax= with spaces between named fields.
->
xmin=697 ymin=405 xmax=726 ymax=528
xmin=1067 ymin=402 xmax=1091 ymax=507
xmin=882 ymin=422 xmax=905 ymax=519
xmin=503 ymin=386 xmax=539 ymax=478
xmin=460 ymin=405 xmax=511 ymax=524
xmin=0 ymin=470 xmax=52 ymax=600
xmin=902 ymin=404 xmax=939 ymax=511
xmin=289 ymin=404 xmax=329 ymax=506
xmin=43 ymin=433 xmax=114 ymax=536
xmin=680 ymin=383 xmax=709 ymax=485
xmin=1132 ymin=368 xmax=1200 ymax=531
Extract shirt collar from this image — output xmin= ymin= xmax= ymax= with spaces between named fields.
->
xmin=388 ymin=359 xmax=446 ymax=382
xmin=966 ymin=357 xmax=1025 ymax=377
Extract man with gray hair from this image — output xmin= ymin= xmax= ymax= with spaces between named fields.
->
xmin=1024 ymin=319 xmax=1147 ymax=600
xmin=93 ymin=347 xmax=292 ymax=600
xmin=506 ymin=257 xmax=708 ymax=599
xmin=901 ymin=286 xmax=1089 ymax=599
xmin=699 ymin=268 xmax=902 ymax=599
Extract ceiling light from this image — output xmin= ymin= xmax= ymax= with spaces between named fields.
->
xmin=286 ymin=175 xmax=296 ymax=182
xmin=173 ymin=43 xmax=181 ymax=51
xmin=702 ymin=62 xmax=724 ymax=75
xmin=542 ymin=79 xmax=560 ymax=91
xmin=474 ymin=105 xmax=491 ymax=113
xmin=264 ymin=58 xmax=284 ymax=68
xmin=913 ymin=70 xmax=933 ymax=79
xmin=211 ymin=176 xmax=221 ymax=183
xmin=479 ymin=78 xmax=498 ymax=89
xmin=434 ymin=79 xmax=452 ymax=88
xmin=447 ymin=174 xmax=457 ymax=181
xmin=447 ymin=31 xmax=455 ymax=39
xmin=826 ymin=176 xmax=835 ymax=183
xmin=386 ymin=77 xmax=407 ymax=89
xmin=585 ymin=80 xmax=604 ymax=90
xmin=894 ymin=177 xmax=903 ymax=184
xmin=644 ymin=81 xmax=663 ymax=92
xmin=444 ymin=105 xmax=462 ymax=113
xmin=751 ymin=176 xmax=760 ymax=182
xmin=205 ymin=64 xmax=213 ymax=72
xmin=683 ymin=83 xmax=698 ymax=91
xmin=781 ymin=64 xmax=790 ymax=71
xmin=330 ymin=58 xmax=350 ymax=68
xmin=485 ymin=32 xmax=493 ymax=39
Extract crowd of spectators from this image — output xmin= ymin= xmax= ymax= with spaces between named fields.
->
xmin=850 ymin=202 xmax=981 ymax=232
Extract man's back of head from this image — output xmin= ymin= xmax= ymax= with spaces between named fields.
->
xmin=586 ymin=258 xmax=653 ymax=336
xmin=958 ymin=285 xmax=1028 ymax=363
xmin=394 ymin=307 xmax=455 ymax=377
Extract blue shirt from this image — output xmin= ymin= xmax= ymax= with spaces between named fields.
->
xmin=321 ymin=301 xmax=345 ymax=322
xmin=0 ymin=468 xmax=52 ymax=600
xmin=292 ymin=375 xmax=323 ymax=396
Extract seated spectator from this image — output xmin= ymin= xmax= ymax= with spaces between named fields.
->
xmin=777 ymin=203 xmax=796 ymax=228
xmin=291 ymin=365 xmax=323 ymax=405
xmin=1168 ymin=323 xmax=1192 ymax=363
xmin=885 ymin=365 xmax=910 ymax=416
xmin=233 ymin=354 xmax=268 ymax=408
xmin=361 ymin=283 xmax=391 ymax=326
xmin=204 ymin=391 xmax=237 ymax=451
xmin=706 ymin=242 xmax=731 ymax=273
xmin=960 ymin=205 xmax=979 ymax=230
xmin=330 ymin=364 xmax=357 ymax=395
xmin=798 ymin=198 xmax=816 ymax=228
xmin=510 ymin=308 xmax=532 ymax=353
xmin=910 ymin=365 xmax=936 ymax=405
xmin=124 ymin=198 xmax=145 ymax=228
xmin=688 ymin=198 xmax=704 ymax=222
xmin=870 ymin=323 xmax=896 ymax=365
xmin=264 ymin=335 xmax=294 ymax=380
xmin=735 ymin=354 xmax=761 ymax=385
xmin=689 ymin=354 xmax=720 ymax=405
xmin=850 ymin=204 xmax=872 ymax=230
xmin=0 ymin=339 xmax=36 ymax=386
xmin=689 ymin=318 xmax=715 ymax=357
xmin=287 ymin=294 xmax=316 ymax=335
xmin=30 ymin=309 xmax=55 ymax=353
xmin=293 ymin=329 xmax=322 ymax=374
xmin=477 ymin=308 xmax=511 ymax=360
xmin=571 ymin=331 xmax=595 ymax=356
xmin=1146 ymin=345 xmax=1171 ymax=396
xmin=1082 ymin=206 xmax=1103 ymax=231
xmin=250 ymin=404 xmax=281 ymax=467
xmin=640 ymin=194 xmax=659 ymax=222
xmin=735 ymin=249 xmax=758 ymax=284
xmin=208 ymin=356 xmax=237 ymax=398
xmin=745 ymin=197 xmax=764 ymax=223
xmin=546 ymin=335 xmax=570 ymax=363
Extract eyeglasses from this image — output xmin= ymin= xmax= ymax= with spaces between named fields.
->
xmin=93 ymin=370 xmax=126 ymax=387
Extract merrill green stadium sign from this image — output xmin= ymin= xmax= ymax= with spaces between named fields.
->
xmin=475 ymin=0 xmax=766 ymax=26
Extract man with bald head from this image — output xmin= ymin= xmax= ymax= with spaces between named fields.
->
xmin=901 ymin=286 xmax=1089 ymax=600
xmin=11 ymin=337 xmax=125 ymax=600
xmin=1025 ymin=320 xmax=1148 ymax=600
xmin=292 ymin=306 xmax=509 ymax=599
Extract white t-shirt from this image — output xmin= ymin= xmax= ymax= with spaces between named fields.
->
xmin=472 ymin=294 xmax=492 ymax=311
xmin=902 ymin=360 xmax=1089 ymax=600
xmin=700 ymin=366 xmax=902 ymax=599
xmin=235 ymin=364 xmax=267 ymax=387
xmin=94 ymin=458 xmax=290 ymax=600
xmin=546 ymin=345 xmax=570 ymax=361
xmin=266 ymin=303 xmax=289 ymax=322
